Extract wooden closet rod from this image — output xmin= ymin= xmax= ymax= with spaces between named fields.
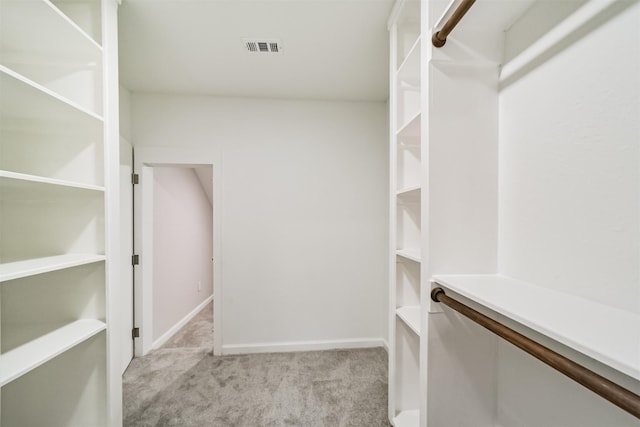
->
xmin=430 ymin=287 xmax=640 ymax=419
xmin=432 ymin=0 xmax=476 ymax=47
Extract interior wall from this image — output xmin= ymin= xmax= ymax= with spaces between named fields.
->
xmin=152 ymin=166 xmax=213 ymax=342
xmin=497 ymin=3 xmax=640 ymax=425
xmin=132 ymin=95 xmax=388 ymax=351
xmin=119 ymin=85 xmax=132 ymax=141
xmin=499 ymin=1 xmax=640 ymax=314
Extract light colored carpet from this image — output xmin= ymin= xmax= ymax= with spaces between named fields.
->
xmin=123 ymin=304 xmax=390 ymax=427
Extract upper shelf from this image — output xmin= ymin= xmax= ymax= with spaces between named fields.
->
xmin=0 ymin=0 xmax=102 ymax=55
xmin=0 ymin=65 xmax=103 ymax=123
xmin=397 ymin=37 xmax=420 ymax=85
xmin=432 ymin=274 xmax=640 ymax=381
xmin=397 ymin=248 xmax=421 ymax=263
xmin=397 ymin=306 xmax=421 ymax=336
xmin=0 ymin=170 xmax=104 ymax=201
xmin=0 ymin=253 xmax=105 ymax=283
xmin=397 ymin=111 xmax=421 ymax=138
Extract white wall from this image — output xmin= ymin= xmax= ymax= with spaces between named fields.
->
xmin=152 ymin=166 xmax=213 ymax=341
xmin=119 ymin=85 xmax=132 ymax=141
xmin=133 ymin=95 xmax=389 ymax=352
xmin=496 ymin=3 xmax=640 ymax=426
xmin=499 ymin=1 xmax=640 ymax=314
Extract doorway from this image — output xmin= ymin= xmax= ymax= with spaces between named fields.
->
xmin=150 ymin=165 xmax=213 ymax=349
xmin=132 ymin=148 xmax=221 ymax=357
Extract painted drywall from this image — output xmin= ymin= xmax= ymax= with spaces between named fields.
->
xmin=132 ymin=95 xmax=388 ymax=351
xmin=119 ymin=85 xmax=132 ymax=141
xmin=152 ymin=166 xmax=213 ymax=342
xmin=497 ymin=3 xmax=640 ymax=425
xmin=499 ymin=1 xmax=640 ymax=314
xmin=194 ymin=166 xmax=213 ymax=206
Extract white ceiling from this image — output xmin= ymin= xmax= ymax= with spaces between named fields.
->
xmin=118 ymin=0 xmax=394 ymax=102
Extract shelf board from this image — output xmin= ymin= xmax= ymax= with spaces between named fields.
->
xmin=393 ymin=409 xmax=419 ymax=427
xmin=0 ymin=253 xmax=105 ymax=283
xmin=0 ymin=319 xmax=106 ymax=386
xmin=396 ymin=249 xmax=421 ymax=263
xmin=397 ymin=185 xmax=421 ymax=200
xmin=0 ymin=170 xmax=104 ymax=201
xmin=397 ymin=112 xmax=421 ymax=138
xmin=396 ymin=306 xmax=421 ymax=336
xmin=432 ymin=274 xmax=640 ymax=381
xmin=397 ymin=36 xmax=421 ymax=86
xmin=0 ymin=0 xmax=102 ymax=57
xmin=0 ymin=65 xmax=103 ymax=123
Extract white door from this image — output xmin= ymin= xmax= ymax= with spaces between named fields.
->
xmin=120 ymin=137 xmax=134 ymax=373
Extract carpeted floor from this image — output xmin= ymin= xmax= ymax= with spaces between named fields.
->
xmin=123 ymin=303 xmax=390 ymax=427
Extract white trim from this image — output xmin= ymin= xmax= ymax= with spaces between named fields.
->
xmin=222 ymin=338 xmax=386 ymax=355
xmin=382 ymin=339 xmax=390 ymax=353
xmin=152 ymin=295 xmax=213 ymax=350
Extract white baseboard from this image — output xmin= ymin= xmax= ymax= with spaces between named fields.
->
xmin=152 ymin=295 xmax=213 ymax=350
xmin=222 ymin=337 xmax=386 ymax=355
xmin=382 ymin=339 xmax=390 ymax=353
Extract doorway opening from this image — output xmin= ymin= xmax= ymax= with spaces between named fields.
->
xmin=133 ymin=158 xmax=220 ymax=357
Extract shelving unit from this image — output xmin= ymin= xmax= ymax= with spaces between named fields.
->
xmin=432 ymin=274 xmax=640 ymax=381
xmin=0 ymin=0 xmax=120 ymax=425
xmin=388 ymin=1 xmax=423 ymax=425
xmin=389 ymin=0 xmax=640 ymax=425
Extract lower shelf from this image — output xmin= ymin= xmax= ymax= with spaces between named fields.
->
xmin=396 ymin=306 xmax=420 ymax=336
xmin=396 ymin=248 xmax=421 ymax=263
xmin=393 ymin=409 xmax=419 ymax=427
xmin=433 ymin=274 xmax=640 ymax=381
xmin=0 ymin=319 xmax=106 ymax=386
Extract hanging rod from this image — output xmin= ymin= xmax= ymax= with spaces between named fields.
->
xmin=430 ymin=287 xmax=640 ymax=419
xmin=432 ymin=0 xmax=476 ymax=48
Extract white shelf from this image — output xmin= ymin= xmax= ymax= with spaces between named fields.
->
xmin=396 ymin=248 xmax=421 ymax=263
xmin=0 ymin=0 xmax=102 ymax=55
xmin=397 ymin=37 xmax=421 ymax=86
xmin=0 ymin=254 xmax=105 ymax=283
xmin=397 ymin=185 xmax=420 ymax=199
xmin=433 ymin=274 xmax=640 ymax=381
xmin=397 ymin=112 xmax=421 ymax=138
xmin=396 ymin=306 xmax=420 ymax=336
xmin=0 ymin=319 xmax=106 ymax=386
xmin=0 ymin=64 xmax=103 ymax=122
xmin=393 ymin=409 xmax=419 ymax=427
xmin=0 ymin=170 xmax=104 ymax=201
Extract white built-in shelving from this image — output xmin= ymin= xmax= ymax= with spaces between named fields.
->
xmin=433 ymin=274 xmax=640 ymax=381
xmin=389 ymin=0 xmax=640 ymax=426
xmin=389 ymin=0 xmax=640 ymax=425
xmin=0 ymin=319 xmax=106 ymax=387
xmin=0 ymin=0 xmax=119 ymax=425
xmin=0 ymin=254 xmax=106 ymax=283
xmin=396 ymin=306 xmax=421 ymax=336
xmin=388 ymin=1 xmax=423 ymax=425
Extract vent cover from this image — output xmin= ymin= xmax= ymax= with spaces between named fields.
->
xmin=244 ymin=39 xmax=281 ymax=53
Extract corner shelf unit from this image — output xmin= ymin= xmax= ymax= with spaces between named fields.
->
xmin=0 ymin=0 xmax=119 ymax=425
xmin=388 ymin=1 xmax=423 ymax=426
xmin=388 ymin=0 xmax=640 ymax=426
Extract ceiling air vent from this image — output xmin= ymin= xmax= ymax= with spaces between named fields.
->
xmin=244 ymin=39 xmax=281 ymax=53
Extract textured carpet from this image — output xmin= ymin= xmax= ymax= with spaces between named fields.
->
xmin=123 ymin=304 xmax=390 ymax=427
xmin=162 ymin=301 xmax=214 ymax=349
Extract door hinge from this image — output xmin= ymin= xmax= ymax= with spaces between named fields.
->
xmin=132 ymin=327 xmax=140 ymax=339
xmin=132 ymin=173 xmax=139 ymax=184
xmin=132 ymin=254 xmax=140 ymax=265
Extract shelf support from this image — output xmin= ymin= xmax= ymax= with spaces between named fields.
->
xmin=431 ymin=287 xmax=640 ymax=419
